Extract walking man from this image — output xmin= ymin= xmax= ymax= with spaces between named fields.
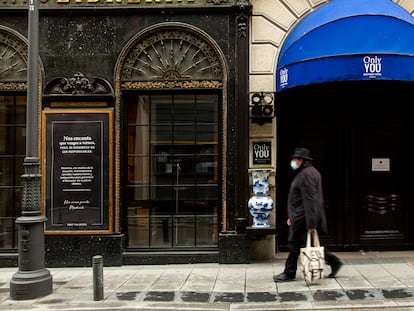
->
xmin=273 ymin=147 xmax=343 ymax=282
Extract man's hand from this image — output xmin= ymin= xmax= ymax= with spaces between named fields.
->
xmin=287 ymin=218 xmax=291 ymax=226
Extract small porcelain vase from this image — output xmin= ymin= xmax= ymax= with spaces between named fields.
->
xmin=248 ymin=169 xmax=274 ymax=227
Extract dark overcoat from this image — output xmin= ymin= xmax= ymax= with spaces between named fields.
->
xmin=287 ymin=164 xmax=328 ymax=242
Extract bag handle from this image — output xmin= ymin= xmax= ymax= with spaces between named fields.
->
xmin=306 ymin=230 xmax=321 ymax=247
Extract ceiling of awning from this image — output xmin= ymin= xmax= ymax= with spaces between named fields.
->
xmin=276 ymin=0 xmax=414 ymax=91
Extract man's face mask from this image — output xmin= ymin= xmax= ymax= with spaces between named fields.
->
xmin=290 ymin=160 xmax=299 ymax=170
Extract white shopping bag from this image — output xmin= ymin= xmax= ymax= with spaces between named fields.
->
xmin=300 ymin=230 xmax=325 ymax=285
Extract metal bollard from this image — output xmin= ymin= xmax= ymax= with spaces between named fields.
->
xmin=92 ymin=255 xmax=104 ymax=301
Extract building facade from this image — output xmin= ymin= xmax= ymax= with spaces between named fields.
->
xmin=1 ymin=0 xmax=255 ymax=267
xmin=1 ymin=0 xmax=413 ymax=267
xmin=250 ymin=0 xmax=414 ymax=252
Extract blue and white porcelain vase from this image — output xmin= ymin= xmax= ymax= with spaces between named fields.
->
xmin=248 ymin=169 xmax=274 ymax=227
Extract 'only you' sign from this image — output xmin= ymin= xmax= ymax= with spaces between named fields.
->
xmin=253 ymin=141 xmax=271 ymax=165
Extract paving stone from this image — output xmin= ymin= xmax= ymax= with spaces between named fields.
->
xmin=346 ymin=288 xmax=384 ymax=300
xmin=246 ymin=291 xmax=277 ymax=302
xmin=143 ymin=291 xmax=175 ymax=301
xmin=180 ymin=291 xmax=211 ymax=302
xmin=213 ymin=292 xmax=244 ymax=302
xmin=278 ymin=291 xmax=309 ymax=302
xmin=382 ymin=288 xmax=414 ymax=299
xmin=312 ymin=289 xmax=347 ymax=301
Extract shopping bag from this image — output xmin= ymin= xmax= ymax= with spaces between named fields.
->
xmin=300 ymin=230 xmax=325 ymax=285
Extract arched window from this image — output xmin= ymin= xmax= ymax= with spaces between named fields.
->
xmin=117 ymin=23 xmax=226 ymax=249
xmin=0 ymin=28 xmax=28 ymax=250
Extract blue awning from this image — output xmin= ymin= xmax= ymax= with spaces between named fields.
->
xmin=276 ymin=0 xmax=414 ymax=91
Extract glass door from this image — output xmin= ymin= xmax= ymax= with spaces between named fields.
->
xmin=126 ymin=94 xmax=219 ymax=249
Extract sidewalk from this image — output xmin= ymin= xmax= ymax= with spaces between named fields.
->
xmin=1 ymin=251 xmax=414 ymax=310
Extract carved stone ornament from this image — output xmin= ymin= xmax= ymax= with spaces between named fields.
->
xmin=236 ymin=0 xmax=250 ymax=8
xmin=44 ymin=71 xmax=113 ymax=96
xmin=0 ymin=28 xmax=28 ymax=91
xmin=238 ymin=15 xmax=248 ymax=38
xmin=120 ymin=24 xmax=224 ymax=90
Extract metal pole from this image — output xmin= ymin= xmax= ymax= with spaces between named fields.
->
xmin=93 ymin=255 xmax=104 ymax=301
xmin=10 ymin=0 xmax=53 ymax=300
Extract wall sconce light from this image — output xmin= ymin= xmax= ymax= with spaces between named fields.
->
xmin=250 ymin=92 xmax=276 ymax=124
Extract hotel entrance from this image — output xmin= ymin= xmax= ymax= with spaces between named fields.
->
xmin=274 ymin=0 xmax=414 ymax=252
xmin=276 ymin=81 xmax=413 ymax=251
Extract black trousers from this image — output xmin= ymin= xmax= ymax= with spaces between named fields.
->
xmin=284 ymin=239 xmax=341 ymax=276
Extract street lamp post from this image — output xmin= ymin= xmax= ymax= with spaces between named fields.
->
xmin=10 ymin=0 xmax=53 ymax=300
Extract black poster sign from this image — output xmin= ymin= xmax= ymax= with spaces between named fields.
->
xmin=42 ymin=109 xmax=113 ymax=233
xmin=253 ymin=141 xmax=272 ymax=165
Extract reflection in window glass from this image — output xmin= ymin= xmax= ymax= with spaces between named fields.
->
xmin=0 ymin=95 xmax=26 ymax=250
xmin=126 ymin=94 xmax=219 ymax=249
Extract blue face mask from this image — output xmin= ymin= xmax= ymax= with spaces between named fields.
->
xmin=290 ymin=160 xmax=299 ymax=170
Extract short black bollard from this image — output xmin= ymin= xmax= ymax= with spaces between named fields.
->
xmin=92 ymin=255 xmax=104 ymax=301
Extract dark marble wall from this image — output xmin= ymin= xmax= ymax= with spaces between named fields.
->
xmin=39 ymin=11 xmax=233 ymax=86
xmin=0 ymin=5 xmax=251 ymax=267
xmin=45 ymin=234 xmax=124 ymax=267
xmin=218 ymin=233 xmax=249 ymax=264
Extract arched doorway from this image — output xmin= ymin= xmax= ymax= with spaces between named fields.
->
xmin=0 ymin=27 xmax=28 ymax=250
xmin=275 ymin=0 xmax=414 ymax=251
xmin=115 ymin=23 xmax=227 ymax=251
xmin=276 ymin=81 xmax=413 ymax=251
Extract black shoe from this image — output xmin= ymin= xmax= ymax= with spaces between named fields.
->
xmin=329 ymin=261 xmax=343 ymax=278
xmin=273 ymin=272 xmax=295 ymax=282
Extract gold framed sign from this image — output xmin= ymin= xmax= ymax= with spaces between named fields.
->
xmin=42 ymin=109 xmax=113 ymax=234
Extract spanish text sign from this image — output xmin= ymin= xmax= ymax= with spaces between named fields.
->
xmin=42 ymin=109 xmax=113 ymax=233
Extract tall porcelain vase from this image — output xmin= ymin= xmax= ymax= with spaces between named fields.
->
xmin=248 ymin=169 xmax=274 ymax=227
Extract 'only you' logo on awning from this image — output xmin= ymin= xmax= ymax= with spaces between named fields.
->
xmin=362 ymin=55 xmax=382 ymax=79
xmin=279 ymin=67 xmax=289 ymax=88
